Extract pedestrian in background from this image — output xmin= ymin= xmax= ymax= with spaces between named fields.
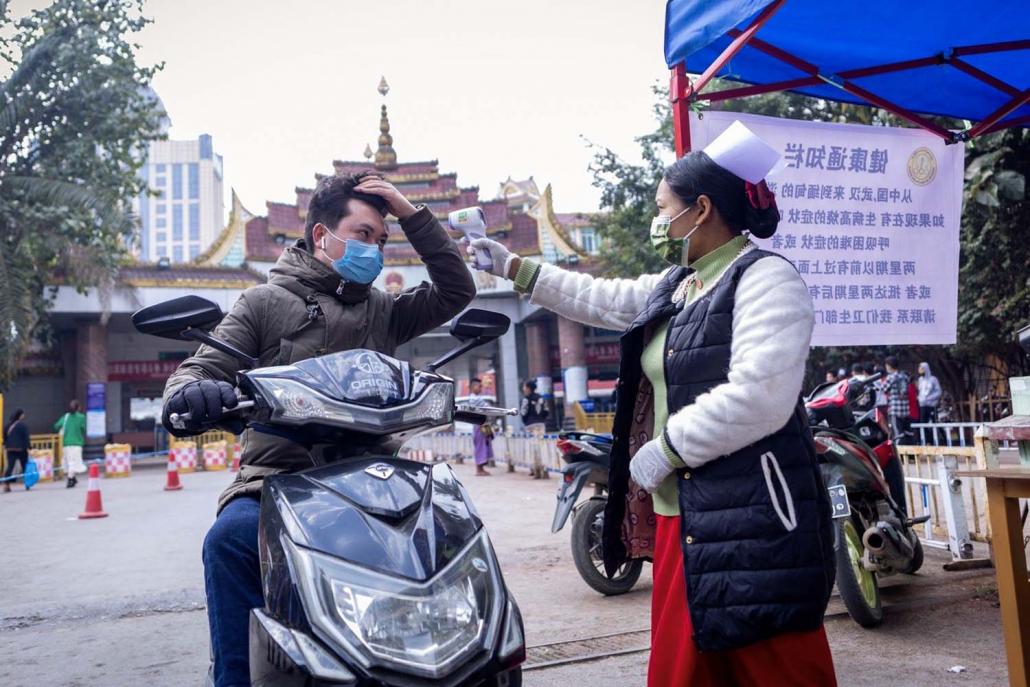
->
xmin=3 ymin=409 xmax=30 ymax=493
xmin=871 ymin=363 xmax=889 ymax=414
xmin=917 ymin=362 xmax=942 ymax=424
xmin=468 ymin=377 xmax=494 ymax=476
xmin=54 ymin=400 xmax=86 ymax=488
xmin=824 ymin=369 xmax=838 ymax=384
xmin=851 ymin=364 xmax=875 ymax=412
xmin=883 ymin=357 xmax=911 ymax=441
xmin=519 ymin=380 xmax=549 ymax=479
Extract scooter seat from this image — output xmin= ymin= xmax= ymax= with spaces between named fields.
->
xmin=565 ymin=451 xmax=611 ymax=470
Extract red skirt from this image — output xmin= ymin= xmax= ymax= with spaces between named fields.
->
xmin=648 ymin=514 xmax=838 ymax=687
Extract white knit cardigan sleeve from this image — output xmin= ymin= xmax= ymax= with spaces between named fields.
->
xmin=528 ymin=262 xmax=668 ymax=332
xmin=665 ymin=255 xmax=815 ymax=468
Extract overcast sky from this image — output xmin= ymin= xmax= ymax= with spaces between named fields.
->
xmin=12 ymin=0 xmax=669 ymax=214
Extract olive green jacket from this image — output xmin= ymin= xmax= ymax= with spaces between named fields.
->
xmin=163 ymin=206 xmax=475 ymax=511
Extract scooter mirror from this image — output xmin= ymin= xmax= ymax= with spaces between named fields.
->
xmin=450 ymin=309 xmax=510 ymax=343
xmin=132 ymin=295 xmax=224 ymax=341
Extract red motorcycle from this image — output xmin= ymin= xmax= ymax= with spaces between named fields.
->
xmin=806 ymin=373 xmax=928 ymax=627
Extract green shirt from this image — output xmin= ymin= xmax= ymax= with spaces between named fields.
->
xmin=641 ymin=235 xmax=750 ymax=515
xmin=55 ymin=411 xmax=87 ymax=446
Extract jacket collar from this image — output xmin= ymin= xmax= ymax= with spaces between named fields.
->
xmin=268 ymin=240 xmax=372 ymax=304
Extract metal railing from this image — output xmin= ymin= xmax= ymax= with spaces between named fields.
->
xmin=409 ymin=426 xmax=1004 ymax=563
xmin=2 ymin=433 xmax=64 ymax=476
xmin=571 ymin=402 xmax=615 ymax=434
xmin=404 ymin=430 xmax=563 ymax=473
xmin=897 ymin=445 xmax=985 ymax=558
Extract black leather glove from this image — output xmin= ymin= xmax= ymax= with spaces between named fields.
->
xmin=162 ymin=380 xmax=239 ymax=436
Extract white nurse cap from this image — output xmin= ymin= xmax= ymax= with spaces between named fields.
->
xmin=702 ymin=121 xmax=780 ymax=184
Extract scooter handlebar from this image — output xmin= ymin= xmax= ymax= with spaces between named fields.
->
xmin=169 ymin=399 xmax=255 ymax=429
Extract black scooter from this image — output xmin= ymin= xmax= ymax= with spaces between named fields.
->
xmin=551 ymin=432 xmax=643 ymax=596
xmin=132 ymin=296 xmax=526 ymax=687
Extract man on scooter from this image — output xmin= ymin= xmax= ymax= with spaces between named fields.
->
xmin=160 ymin=172 xmax=475 ymax=687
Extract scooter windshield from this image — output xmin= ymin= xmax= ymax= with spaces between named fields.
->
xmin=268 ymin=350 xmax=411 ymax=407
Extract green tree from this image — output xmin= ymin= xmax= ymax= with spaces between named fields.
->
xmin=0 ymin=0 xmax=163 ymax=389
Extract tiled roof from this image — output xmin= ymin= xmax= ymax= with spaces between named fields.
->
xmin=555 ymin=212 xmax=594 ymax=228
xmin=266 ymin=201 xmax=304 ymax=235
xmin=507 ymin=213 xmax=542 ymax=254
xmin=119 ymin=264 xmax=264 ymax=289
xmin=333 ymin=160 xmax=441 ymax=177
xmin=245 ymin=217 xmax=284 ymax=262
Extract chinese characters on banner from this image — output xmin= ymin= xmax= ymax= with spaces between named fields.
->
xmin=689 ymin=111 xmax=963 ymax=346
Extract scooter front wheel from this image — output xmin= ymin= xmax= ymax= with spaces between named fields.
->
xmin=483 ymin=666 xmax=522 ymax=686
xmin=570 ymin=498 xmax=643 ymax=596
xmin=835 ymin=518 xmax=883 ymax=627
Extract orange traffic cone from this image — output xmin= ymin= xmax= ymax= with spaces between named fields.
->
xmin=78 ymin=463 xmax=108 ymax=519
xmin=164 ymin=451 xmax=183 ymax=491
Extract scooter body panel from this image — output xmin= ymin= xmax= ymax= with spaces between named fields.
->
xmin=815 ymin=431 xmax=891 ymax=498
xmin=263 ymin=457 xmax=483 ymax=584
xmin=552 ymin=461 xmax=598 ymax=533
xmin=250 ymin=605 xmax=524 ymax=687
xmin=256 ymin=457 xmax=523 ymax=686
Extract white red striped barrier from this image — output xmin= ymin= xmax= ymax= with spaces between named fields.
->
xmin=203 ymin=441 xmax=228 ymax=471
xmin=103 ymin=443 xmax=132 ymax=478
xmin=169 ymin=441 xmax=197 ymax=473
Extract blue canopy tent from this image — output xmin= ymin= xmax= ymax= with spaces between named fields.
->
xmin=664 ymin=0 xmax=1030 ymax=155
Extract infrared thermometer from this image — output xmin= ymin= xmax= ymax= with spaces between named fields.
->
xmin=449 ymin=206 xmax=493 ymax=271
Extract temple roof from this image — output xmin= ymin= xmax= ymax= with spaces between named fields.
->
xmin=193 ymin=190 xmax=252 ymax=268
xmin=119 ymin=264 xmax=264 ymax=289
xmin=194 ymin=81 xmax=595 ymax=270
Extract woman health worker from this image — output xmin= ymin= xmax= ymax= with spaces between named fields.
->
xmin=471 ymin=122 xmax=837 ymax=686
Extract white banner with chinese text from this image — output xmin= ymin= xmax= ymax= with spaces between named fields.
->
xmin=690 ymin=111 xmax=963 ymax=346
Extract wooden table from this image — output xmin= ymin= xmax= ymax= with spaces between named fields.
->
xmin=959 ymin=467 xmax=1030 ymax=686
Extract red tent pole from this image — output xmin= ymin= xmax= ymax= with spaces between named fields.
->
xmin=950 ymin=58 xmax=1021 ymax=97
xmin=735 ymin=34 xmax=958 ymax=141
xmin=965 ymin=89 xmax=1030 ymax=139
xmin=688 ymin=0 xmax=787 ymax=98
xmin=981 ymin=113 xmax=1030 ymax=136
xmin=671 ymin=62 xmax=692 ymax=157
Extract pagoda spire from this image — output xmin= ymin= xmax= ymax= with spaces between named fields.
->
xmin=374 ymin=76 xmax=398 ymax=170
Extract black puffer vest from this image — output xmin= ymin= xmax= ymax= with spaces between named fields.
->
xmin=603 ymin=248 xmax=835 ymax=652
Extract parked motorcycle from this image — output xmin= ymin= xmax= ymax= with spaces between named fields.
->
xmin=132 ymin=295 xmax=527 ymax=687
xmin=551 ymin=431 xmax=644 ymax=596
xmin=806 ymin=373 xmax=928 ymax=628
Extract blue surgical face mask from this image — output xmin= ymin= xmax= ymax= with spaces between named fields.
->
xmin=320 ymin=229 xmax=384 ymax=284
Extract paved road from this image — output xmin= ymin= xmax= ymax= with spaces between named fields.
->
xmin=0 ymin=461 xmax=1008 ymax=686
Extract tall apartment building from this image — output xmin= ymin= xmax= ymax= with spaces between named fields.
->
xmin=136 ymin=134 xmax=224 ymax=262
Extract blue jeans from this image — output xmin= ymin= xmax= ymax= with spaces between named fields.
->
xmin=203 ymin=496 xmax=263 ymax=687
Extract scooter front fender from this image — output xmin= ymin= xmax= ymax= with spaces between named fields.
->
xmin=552 ymin=462 xmax=595 ymax=533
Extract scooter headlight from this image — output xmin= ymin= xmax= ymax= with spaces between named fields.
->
xmin=286 ymin=531 xmax=503 ymax=678
xmin=250 ymin=377 xmax=453 ymax=433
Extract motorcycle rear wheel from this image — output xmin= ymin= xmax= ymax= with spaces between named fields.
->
xmin=901 ymin=535 xmax=924 ymax=575
xmin=571 ymin=498 xmax=643 ymax=596
xmin=835 ymin=518 xmax=883 ymax=628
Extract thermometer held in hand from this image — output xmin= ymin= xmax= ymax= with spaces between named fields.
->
xmin=449 ymin=207 xmax=492 ymax=271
